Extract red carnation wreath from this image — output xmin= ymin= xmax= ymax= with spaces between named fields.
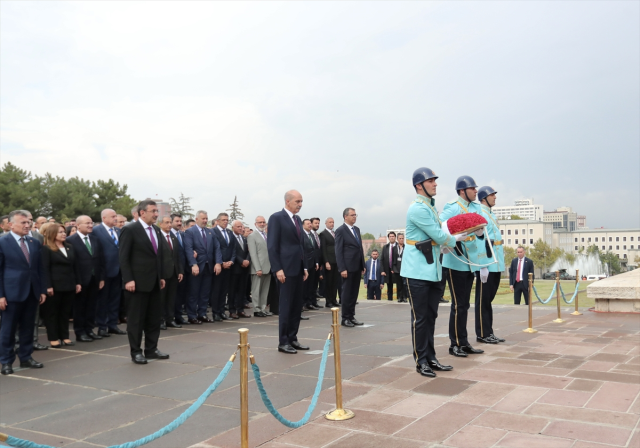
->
xmin=447 ymin=213 xmax=487 ymax=235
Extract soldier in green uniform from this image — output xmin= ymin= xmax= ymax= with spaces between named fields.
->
xmin=400 ymin=168 xmax=467 ymax=377
xmin=440 ymin=175 xmax=487 ymax=358
xmin=475 ymin=186 xmax=506 ymax=344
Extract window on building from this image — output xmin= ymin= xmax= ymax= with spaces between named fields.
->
xmin=624 ymin=254 xmax=627 ymax=258
xmin=609 ymin=237 xmax=612 ymax=242
xmin=631 ymin=237 xmax=634 ymax=241
xmin=530 ymin=229 xmax=533 ymax=235
xmin=588 ymin=237 xmax=591 ymax=242
xmin=616 ymin=237 xmax=619 ymax=242
xmin=575 ymin=246 xmax=579 ymax=250
xmin=574 ymin=237 xmax=578 ymax=242
xmin=616 ymin=245 xmax=619 ymax=250
xmin=529 ymin=239 xmax=533 ymax=244
xmin=631 ymin=245 xmax=635 ymax=249
xmin=623 ymin=245 xmax=627 ymax=250
xmin=623 ymin=237 xmax=627 ymax=242
xmin=595 ymin=237 xmax=598 ymax=242
xmin=515 ymin=239 xmax=519 ymax=244
xmin=515 ymin=229 xmax=518 ymax=235
xmin=508 ymin=239 xmax=512 ymax=244
xmin=602 ymin=246 xmax=605 ymax=250
xmin=522 ymin=229 xmax=526 ymax=235
xmin=609 ymin=245 xmax=612 ymax=250
xmin=581 ymin=238 xmax=584 ymax=242
xmin=508 ymin=230 xmax=511 ymax=235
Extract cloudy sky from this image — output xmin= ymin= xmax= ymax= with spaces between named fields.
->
xmin=2 ymin=1 xmax=638 ymax=234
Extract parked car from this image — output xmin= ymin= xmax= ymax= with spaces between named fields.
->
xmin=542 ymin=270 xmax=574 ymax=280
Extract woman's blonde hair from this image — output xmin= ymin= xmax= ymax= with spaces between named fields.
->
xmin=43 ymin=223 xmax=63 ymax=251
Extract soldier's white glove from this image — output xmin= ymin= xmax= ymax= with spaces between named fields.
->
xmin=454 ymin=233 xmax=468 ymax=242
xmin=475 ymin=228 xmax=484 ymax=237
xmin=480 ymin=267 xmax=489 ymax=283
xmin=441 ymin=220 xmax=450 ymax=233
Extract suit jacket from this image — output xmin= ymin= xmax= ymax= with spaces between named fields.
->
xmin=42 ymin=243 xmax=81 ymax=292
xmin=212 ymin=227 xmax=236 ymax=262
xmin=392 ymin=244 xmax=405 ymax=273
xmin=231 ymin=233 xmax=251 ymax=274
xmin=335 ymin=224 xmax=365 ymax=273
xmin=171 ymin=229 xmax=188 ymax=271
xmin=319 ymin=229 xmax=337 ymax=265
xmin=247 ymin=231 xmax=270 ymax=275
xmin=118 ymin=221 xmax=165 ymax=292
xmin=0 ymin=233 xmax=46 ymax=301
xmin=363 ymin=257 xmax=382 ymax=286
xmin=31 ymin=231 xmax=44 ymax=243
xmin=302 ymin=231 xmax=319 ymax=271
xmin=160 ymin=231 xmax=184 ymax=279
xmin=381 ymin=242 xmax=396 ymax=273
xmin=67 ymin=232 xmax=105 ymax=286
xmin=267 ymin=209 xmax=305 ymax=277
xmin=184 ymin=225 xmax=222 ymax=269
xmin=92 ymin=224 xmax=120 ymax=278
xmin=509 ymin=257 xmax=535 ymax=285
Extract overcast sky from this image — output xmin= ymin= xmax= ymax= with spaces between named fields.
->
xmin=2 ymin=1 xmax=638 ymax=234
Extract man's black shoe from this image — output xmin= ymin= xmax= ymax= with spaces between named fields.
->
xmin=20 ymin=358 xmax=43 ymax=368
xmin=449 ymin=346 xmax=468 ymax=357
xmin=264 ymin=311 xmax=273 ymax=316
xmin=302 ymin=305 xmax=313 ymax=311
xmin=213 ymin=314 xmax=223 ymax=322
xmin=341 ymin=319 xmax=355 ymax=327
xmin=77 ymin=334 xmax=93 ymax=342
xmin=316 ymin=292 xmax=324 ymax=298
xmin=477 ymin=336 xmax=498 ymax=344
xmin=428 ymin=359 xmax=453 ymax=371
xmin=88 ymin=331 xmax=102 ymax=340
xmin=146 ymin=350 xmax=170 ymax=360
xmin=198 ymin=316 xmax=214 ymax=323
xmin=490 ymin=334 xmax=506 ymax=343
xmin=167 ymin=321 xmax=182 ymax=328
xmin=220 ymin=314 xmax=229 ymax=320
xmin=1 ymin=364 xmax=13 ymax=375
xmin=33 ymin=343 xmax=49 ymax=350
xmin=108 ymin=327 xmax=127 ymax=335
xmin=278 ymin=344 xmax=297 ymax=354
xmin=310 ymin=304 xmax=321 ymax=310
xmin=160 ymin=322 xmax=168 ymax=330
xmin=439 ymin=298 xmax=449 ymax=303
xmin=98 ymin=329 xmax=111 ymax=337
xmin=132 ymin=354 xmax=148 ymax=364
xmin=291 ymin=341 xmax=309 ymax=350
xmin=416 ymin=363 xmax=436 ymax=377
xmin=254 ymin=311 xmax=267 ymax=317
xmin=300 ymin=314 xmax=309 ymax=320
xmin=350 ymin=318 xmax=364 ymax=326
xmin=462 ymin=345 xmax=484 ymax=354
xmin=188 ymin=318 xmax=202 ymax=325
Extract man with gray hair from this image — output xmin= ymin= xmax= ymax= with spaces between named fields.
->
xmin=247 ymin=216 xmax=271 ymax=317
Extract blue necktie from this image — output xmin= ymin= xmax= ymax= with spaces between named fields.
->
xmin=109 ymin=228 xmax=118 ymax=246
xmin=371 ymin=260 xmax=376 ymax=280
xmin=224 ymin=230 xmax=229 ymax=244
xmin=352 ymin=227 xmax=359 ymax=242
xmin=176 ymin=231 xmax=183 ymax=246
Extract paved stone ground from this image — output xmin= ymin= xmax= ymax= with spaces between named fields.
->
xmin=1 ymin=301 xmax=639 ymax=448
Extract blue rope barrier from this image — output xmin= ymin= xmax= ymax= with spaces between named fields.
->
xmin=2 ymin=360 xmax=235 ymax=448
xmin=532 ymin=282 xmax=556 ymax=304
xmin=252 ymin=338 xmax=331 ymax=428
xmin=558 ymin=282 xmax=580 ymax=304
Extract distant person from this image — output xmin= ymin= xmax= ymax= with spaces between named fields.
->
xmin=125 ymin=205 xmax=140 ymax=225
xmin=0 ymin=210 xmax=47 ymax=375
xmin=335 ymin=207 xmax=366 ymax=327
xmin=381 ymin=231 xmax=398 ymax=301
xmin=247 ymin=216 xmax=271 ymax=317
xmin=184 ymin=219 xmax=196 ymax=229
xmin=302 ymin=219 xmax=320 ymax=311
xmin=41 ymin=224 xmax=81 ymax=348
xmin=319 ymin=217 xmax=339 ymax=308
xmin=211 ymin=213 xmax=235 ymax=321
xmin=170 ymin=213 xmax=189 ymax=325
xmin=159 ymin=216 xmax=183 ymax=329
xmin=116 ymin=214 xmax=127 ymax=229
xmin=310 ymin=218 xmax=324 ymax=301
xmin=229 ymin=220 xmax=251 ymax=319
xmin=364 ymin=249 xmax=383 ymax=300
xmin=395 ymin=233 xmax=406 ymax=302
xmin=65 ymin=225 xmax=77 ymax=236
xmin=509 ymin=246 xmax=534 ymax=305
xmin=0 ymin=215 xmax=10 ymax=235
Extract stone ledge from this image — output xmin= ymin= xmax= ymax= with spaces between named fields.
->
xmin=588 ymin=269 xmax=640 ymax=312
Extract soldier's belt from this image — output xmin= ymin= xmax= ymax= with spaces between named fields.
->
xmin=407 ymin=239 xmax=437 ymax=246
xmin=492 ymin=240 xmax=503 ymax=246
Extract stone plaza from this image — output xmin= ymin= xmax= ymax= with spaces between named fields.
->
xmin=1 ymin=294 xmax=639 ymax=448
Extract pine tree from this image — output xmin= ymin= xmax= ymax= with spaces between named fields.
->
xmin=169 ymin=193 xmax=194 ymax=218
xmin=226 ymin=196 xmax=244 ymax=221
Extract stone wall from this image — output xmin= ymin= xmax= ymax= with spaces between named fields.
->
xmin=587 ymin=269 xmax=640 ymax=312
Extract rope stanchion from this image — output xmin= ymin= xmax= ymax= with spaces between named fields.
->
xmin=571 ymin=269 xmax=583 ymax=316
xmin=0 ymin=353 xmax=237 ymax=448
xmin=252 ymin=338 xmax=332 ymax=428
xmin=553 ymin=270 xmax=565 ymax=323
xmin=238 ymin=328 xmax=249 ymax=448
xmin=523 ymin=273 xmax=537 ymax=333
xmin=532 ymin=283 xmax=556 ymax=304
xmin=325 ymin=307 xmax=355 ymax=421
xmin=558 ymin=282 xmax=580 ymax=304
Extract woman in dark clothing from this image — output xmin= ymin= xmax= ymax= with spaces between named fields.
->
xmin=65 ymin=225 xmax=77 ymax=236
xmin=41 ymin=224 xmax=81 ymax=347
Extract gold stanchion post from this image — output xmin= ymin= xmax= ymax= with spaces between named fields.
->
xmin=523 ymin=273 xmax=537 ymax=333
xmin=325 ymin=307 xmax=355 ymax=421
xmin=571 ymin=268 xmax=582 ymax=316
xmin=553 ymin=270 xmax=564 ymax=323
xmin=238 ymin=328 xmax=249 ymax=448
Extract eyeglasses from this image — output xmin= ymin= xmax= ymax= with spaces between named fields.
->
xmin=348 ymin=214 xmax=358 ymax=218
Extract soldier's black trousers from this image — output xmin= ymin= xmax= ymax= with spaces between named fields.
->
xmin=475 ymin=271 xmax=501 ymax=338
xmin=405 ymin=277 xmax=445 ymax=366
xmin=446 ymin=269 xmax=474 ymax=347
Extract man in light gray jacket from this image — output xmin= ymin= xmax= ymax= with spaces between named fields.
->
xmin=247 ymin=216 xmax=271 ymax=317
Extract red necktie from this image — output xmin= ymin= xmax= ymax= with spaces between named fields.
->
xmin=517 ymin=258 xmax=522 ymax=282
xmin=20 ymin=238 xmax=30 ymax=263
xmin=166 ymin=234 xmax=173 ymax=250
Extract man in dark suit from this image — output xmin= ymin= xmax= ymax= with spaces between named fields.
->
xmin=67 ymin=215 xmax=105 ymax=342
xmin=302 ymin=219 xmax=321 ymax=311
xmin=119 ymin=200 xmax=169 ymax=364
xmin=228 ymin=220 xmax=251 ymax=319
xmin=267 ymin=190 xmax=309 ymax=354
xmin=184 ymin=211 xmax=222 ymax=324
xmin=93 ymin=209 xmax=127 ymax=337
xmin=509 ymin=246 xmax=534 ymax=305
xmin=159 ymin=216 xmax=184 ymax=329
xmin=0 ymin=210 xmax=47 ymax=375
xmin=211 ymin=213 xmax=236 ymax=321
xmin=381 ymin=232 xmax=398 ymax=301
xmin=319 ymin=217 xmax=339 ymax=308
xmin=364 ymin=249 xmax=383 ymax=301
xmin=170 ymin=214 xmax=189 ymax=325
xmin=394 ymin=234 xmax=407 ymax=302
xmin=335 ymin=207 xmax=366 ymax=327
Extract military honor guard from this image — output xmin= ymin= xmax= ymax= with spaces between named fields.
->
xmin=400 ymin=168 xmax=463 ymax=377
xmin=475 ymin=186 xmax=506 ymax=344
xmin=439 ymin=175 xmax=487 ymax=358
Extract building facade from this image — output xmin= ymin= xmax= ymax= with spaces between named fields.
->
xmin=492 ymin=198 xmax=543 ymax=221
xmin=497 ymin=219 xmax=554 ymax=249
xmin=544 ymin=206 xmax=578 ymax=231
xmin=553 ymin=228 xmax=640 ymax=261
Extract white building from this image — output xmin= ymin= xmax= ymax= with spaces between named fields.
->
xmin=498 ymin=219 xmax=554 ymax=249
xmin=553 ymin=228 xmax=640 ymax=261
xmin=493 ymin=199 xmax=543 ymax=221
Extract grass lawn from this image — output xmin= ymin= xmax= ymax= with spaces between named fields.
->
xmin=357 ymin=279 xmax=596 ymax=308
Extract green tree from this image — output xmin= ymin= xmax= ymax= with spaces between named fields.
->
xmin=563 ymin=251 xmax=576 ymax=265
xmin=528 ymin=239 xmax=563 ymax=274
xmin=510 ymin=215 xmax=524 ymax=220
xmin=600 ymin=251 xmax=623 ymax=275
xmin=367 ymin=241 xmax=381 ymax=258
xmin=504 ymin=246 xmax=516 ymax=266
xmin=0 ymin=162 xmax=44 ymax=216
xmin=586 ymin=244 xmax=600 ymax=256
xmin=361 ymin=232 xmax=375 ymax=240
xmin=226 ymin=196 xmax=244 ymax=221
xmin=169 ymin=193 xmax=194 ymax=219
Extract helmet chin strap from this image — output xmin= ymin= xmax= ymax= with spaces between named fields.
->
xmin=420 ymin=181 xmax=433 ymax=199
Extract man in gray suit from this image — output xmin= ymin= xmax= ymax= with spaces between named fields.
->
xmin=247 ymin=216 xmax=271 ymax=317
